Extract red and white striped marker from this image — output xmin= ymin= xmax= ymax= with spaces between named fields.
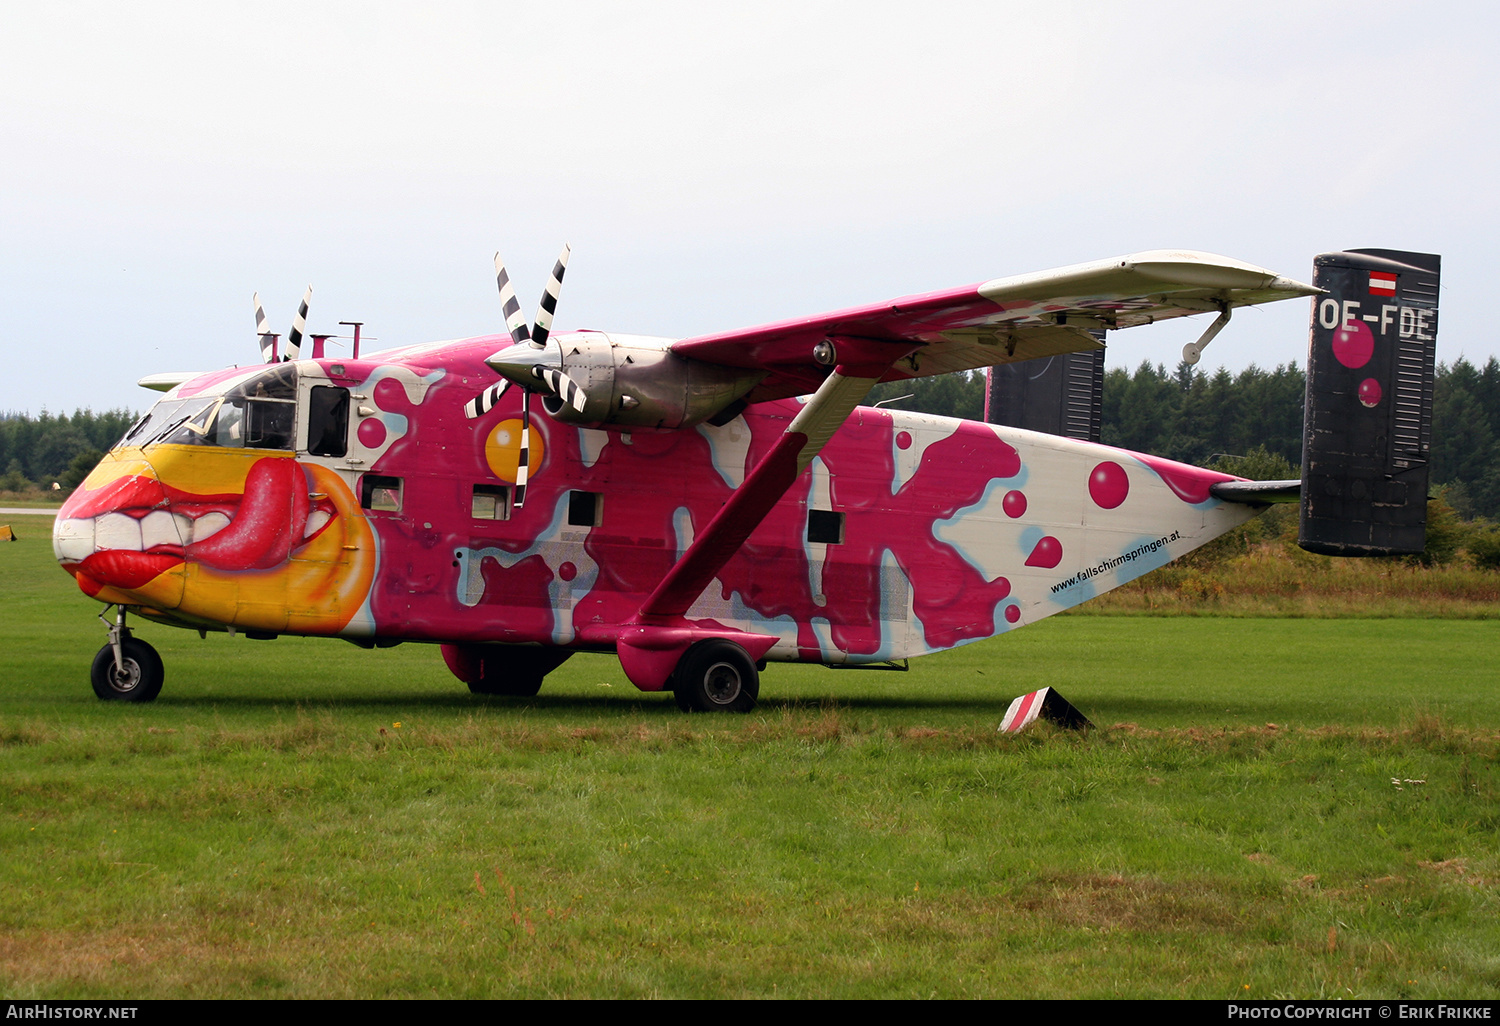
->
xmin=1369 ymin=272 xmax=1397 ymax=297
xmin=1000 ymin=688 xmax=1049 ymax=732
xmin=999 ymin=686 xmax=1093 ymax=733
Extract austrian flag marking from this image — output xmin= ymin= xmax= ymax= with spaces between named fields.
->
xmin=1369 ymin=272 xmax=1397 ymax=296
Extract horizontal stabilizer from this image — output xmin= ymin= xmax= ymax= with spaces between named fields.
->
xmin=1209 ymin=479 xmax=1302 ymax=504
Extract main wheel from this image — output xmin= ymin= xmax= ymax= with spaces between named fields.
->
xmin=90 ymin=637 xmax=164 ymax=703
xmin=673 ymin=640 xmax=758 ymax=713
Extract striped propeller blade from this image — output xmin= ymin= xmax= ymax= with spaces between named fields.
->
xmin=538 ymin=367 xmax=588 ymax=413
xmin=253 ymin=293 xmax=277 ymax=362
xmin=494 ymin=253 xmax=531 ymax=347
xmin=285 ymin=285 xmax=313 ymax=361
xmin=463 ymin=379 xmax=510 ymax=420
xmin=514 ymin=388 xmax=531 ymax=509
xmin=529 ymin=243 xmax=571 ymax=349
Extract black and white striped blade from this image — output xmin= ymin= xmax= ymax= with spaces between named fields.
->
xmin=530 ymin=243 xmax=571 ymax=349
xmin=253 ymin=293 xmax=276 ymax=362
xmin=538 ymin=366 xmax=589 ymax=413
xmin=463 ymin=379 xmax=511 ymax=420
xmin=285 ymin=285 xmax=312 ymax=361
xmin=514 ymin=388 xmax=531 ymax=509
xmin=494 ymin=253 xmax=531 ymax=347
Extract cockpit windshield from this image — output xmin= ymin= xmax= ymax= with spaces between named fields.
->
xmin=116 ymin=365 xmax=298 ymax=451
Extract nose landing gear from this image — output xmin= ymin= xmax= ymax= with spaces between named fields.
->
xmin=91 ymin=606 xmax=164 ymax=702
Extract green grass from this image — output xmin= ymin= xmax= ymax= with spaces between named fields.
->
xmin=2 ymin=513 xmax=1499 ymax=998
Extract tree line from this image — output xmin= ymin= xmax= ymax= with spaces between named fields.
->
xmin=1 ymin=409 xmax=138 ymax=492
xmin=6 ymin=355 xmax=1500 ymax=519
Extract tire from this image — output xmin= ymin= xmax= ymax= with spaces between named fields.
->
xmin=90 ymin=637 xmax=164 ymax=703
xmin=673 ymin=640 xmax=758 ymax=713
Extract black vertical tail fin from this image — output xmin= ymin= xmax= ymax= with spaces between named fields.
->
xmin=1299 ymin=249 xmax=1440 ymax=557
xmin=985 ymin=342 xmax=1106 ymax=442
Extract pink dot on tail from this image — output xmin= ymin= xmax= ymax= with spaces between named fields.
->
xmin=1088 ymin=462 xmax=1129 ymax=509
xmin=1002 ymin=490 xmax=1027 ymax=518
xmin=1025 ymin=536 xmax=1062 ymax=568
xmin=1358 ymin=378 xmax=1382 ymax=408
xmin=895 ymin=431 xmax=912 ymax=450
xmin=357 ymin=418 xmax=386 ymax=448
xmin=558 ymin=561 xmax=577 ymax=581
xmin=1332 ymin=322 xmax=1375 ymax=369
xmin=1004 ymin=604 xmax=1021 ymax=624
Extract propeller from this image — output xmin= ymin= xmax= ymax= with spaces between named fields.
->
xmin=285 ymin=285 xmax=313 ymax=361
xmin=252 ymin=286 xmax=314 ymax=363
xmin=253 ymin=293 xmax=277 ymax=362
xmin=463 ymin=245 xmax=575 ymax=509
xmin=516 ymin=387 xmax=532 ymax=508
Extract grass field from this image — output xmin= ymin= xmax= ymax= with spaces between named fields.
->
xmin=2 ymin=512 xmax=1498 ymax=998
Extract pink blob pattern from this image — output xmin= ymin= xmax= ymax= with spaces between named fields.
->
xmin=1025 ymin=536 xmax=1063 ymax=569
xmin=558 ymin=561 xmax=577 ymax=582
xmin=1332 ymin=322 xmax=1375 ymax=369
xmin=357 ymin=418 xmax=387 ymax=448
xmin=1088 ymin=461 xmax=1129 ymax=509
xmin=895 ymin=431 xmax=912 ymax=451
xmin=1002 ymin=490 xmax=1027 ymax=518
xmin=1004 ymin=604 xmax=1021 ymax=624
xmin=1359 ymin=378 xmax=1382 ymax=408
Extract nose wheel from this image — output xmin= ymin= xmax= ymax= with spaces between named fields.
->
xmin=91 ymin=607 xmax=164 ymax=702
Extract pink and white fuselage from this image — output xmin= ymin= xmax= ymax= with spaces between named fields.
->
xmin=57 ymin=332 xmax=1256 ymax=677
xmin=60 ymin=249 xmax=1319 ymax=704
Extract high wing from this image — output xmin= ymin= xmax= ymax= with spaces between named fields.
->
xmin=671 ymin=250 xmax=1319 ymax=402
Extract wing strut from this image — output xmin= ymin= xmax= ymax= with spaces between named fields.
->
xmin=608 ymin=337 xmax=918 ymax=691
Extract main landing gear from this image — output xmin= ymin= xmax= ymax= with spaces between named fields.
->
xmin=671 ymin=639 xmax=759 ymax=713
xmin=91 ymin=606 xmax=164 ymax=703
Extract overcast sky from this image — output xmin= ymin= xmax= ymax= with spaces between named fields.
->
xmin=3 ymin=1 xmax=1496 ymax=414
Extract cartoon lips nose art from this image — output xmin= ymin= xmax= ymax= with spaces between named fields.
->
xmin=55 ymin=454 xmax=329 ymax=597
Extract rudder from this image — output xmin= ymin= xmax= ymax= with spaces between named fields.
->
xmin=1299 ymin=248 xmax=1440 ymax=556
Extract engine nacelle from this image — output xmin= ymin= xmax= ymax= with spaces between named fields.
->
xmin=540 ymin=332 xmax=764 ymax=430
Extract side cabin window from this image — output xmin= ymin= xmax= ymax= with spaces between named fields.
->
xmin=807 ymin=509 xmax=845 ymax=544
xmin=361 ymin=474 xmax=403 ymax=513
xmin=567 ymin=490 xmax=602 ymax=527
xmin=472 ymin=484 xmax=511 ymax=521
xmin=306 ymin=386 xmax=350 ymax=458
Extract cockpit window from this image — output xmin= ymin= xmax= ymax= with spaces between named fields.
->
xmin=119 ymin=365 xmax=298 ymax=452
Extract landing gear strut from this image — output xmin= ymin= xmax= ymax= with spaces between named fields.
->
xmin=91 ymin=606 xmax=164 ymax=703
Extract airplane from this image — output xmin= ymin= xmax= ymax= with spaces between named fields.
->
xmin=51 ymin=246 xmax=1441 ymax=711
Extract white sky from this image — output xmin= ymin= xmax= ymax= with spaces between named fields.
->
xmin=2 ymin=1 xmax=1496 ymax=414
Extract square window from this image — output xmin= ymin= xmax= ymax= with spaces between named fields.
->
xmin=807 ymin=509 xmax=844 ymax=544
xmin=567 ymin=490 xmax=602 ymax=527
xmin=307 ymin=385 xmax=350 ymax=458
xmin=472 ymin=484 xmax=511 ymax=520
xmin=360 ymin=474 xmax=402 ymax=512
